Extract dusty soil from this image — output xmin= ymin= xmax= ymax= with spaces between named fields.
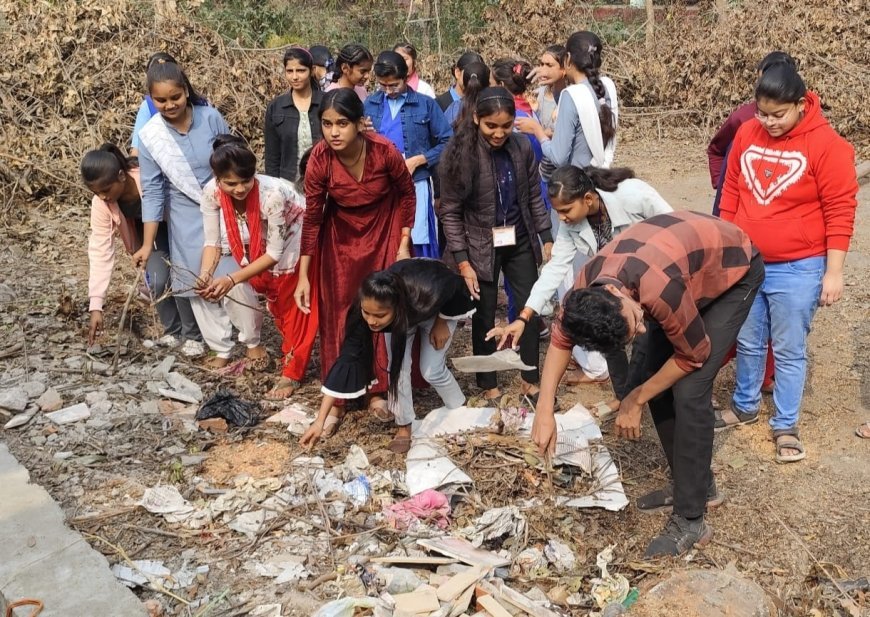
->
xmin=0 ymin=128 xmax=867 ymax=617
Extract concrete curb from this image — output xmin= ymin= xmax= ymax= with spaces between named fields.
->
xmin=0 ymin=443 xmax=147 ymax=617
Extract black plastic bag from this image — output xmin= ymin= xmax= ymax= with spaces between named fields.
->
xmin=195 ymin=387 xmax=261 ymax=427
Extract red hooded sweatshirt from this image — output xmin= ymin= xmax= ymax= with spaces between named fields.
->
xmin=719 ymin=91 xmax=857 ymax=263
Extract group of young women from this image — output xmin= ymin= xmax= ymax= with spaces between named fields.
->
xmin=84 ymin=34 xmax=858 ymax=462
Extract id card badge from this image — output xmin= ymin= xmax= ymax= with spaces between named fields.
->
xmin=493 ymin=225 xmax=516 ymax=248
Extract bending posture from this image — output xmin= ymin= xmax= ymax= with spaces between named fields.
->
xmin=325 ymin=43 xmax=373 ymax=101
xmin=198 ymin=136 xmax=316 ymax=393
xmin=517 ymin=31 xmax=618 ymax=169
xmin=440 ymin=86 xmax=553 ymax=406
xmin=82 ymin=144 xmax=188 ymax=347
xmin=295 ymin=89 xmax=416 ymax=423
xmin=365 ymin=51 xmax=452 ymax=258
xmin=393 ymin=42 xmax=436 ymax=98
xmin=532 ymin=212 xmax=763 ymax=557
xmin=719 ymin=63 xmax=858 ymax=462
xmin=132 ymin=61 xmax=225 ymax=358
xmin=300 ymin=259 xmax=472 ymax=454
xmin=492 ymin=165 xmax=672 ymax=398
xmin=435 ymin=50 xmax=484 ymax=112
xmin=264 ymin=46 xmax=323 ymax=183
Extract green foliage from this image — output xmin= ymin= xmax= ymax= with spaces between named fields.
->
xmin=194 ymin=0 xmax=299 ymax=47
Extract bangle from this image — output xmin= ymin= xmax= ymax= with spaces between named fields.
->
xmin=517 ymin=316 xmax=529 ymax=325
xmin=226 ymin=274 xmax=236 ymax=287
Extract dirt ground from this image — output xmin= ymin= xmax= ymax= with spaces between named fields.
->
xmin=0 ymin=128 xmax=867 ymax=616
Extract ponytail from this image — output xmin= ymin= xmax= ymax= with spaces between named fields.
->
xmin=452 ymin=61 xmax=490 ymax=130
xmin=548 ymin=164 xmax=634 ymax=202
xmin=491 ymin=58 xmax=533 ymax=96
xmin=80 ymin=143 xmax=134 ymax=185
xmin=566 ymin=31 xmax=616 ymax=145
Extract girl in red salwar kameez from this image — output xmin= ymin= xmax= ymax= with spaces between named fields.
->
xmin=295 ymin=88 xmax=416 ymax=432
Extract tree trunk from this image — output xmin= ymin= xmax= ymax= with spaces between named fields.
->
xmin=645 ymin=0 xmax=655 ymax=48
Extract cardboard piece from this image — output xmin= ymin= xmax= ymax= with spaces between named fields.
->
xmin=370 ymin=556 xmax=458 ymax=566
xmin=452 ymin=349 xmax=535 ymax=373
xmin=449 ymin=584 xmax=476 ymax=617
xmin=392 ymin=586 xmax=440 ymax=614
xmin=477 ymin=595 xmax=513 ymax=617
xmin=417 ymin=537 xmax=510 ymax=569
xmin=436 ymin=566 xmax=488 ymax=602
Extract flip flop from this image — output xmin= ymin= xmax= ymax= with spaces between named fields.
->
xmin=563 ymin=368 xmax=610 ymax=386
xmin=773 ymin=430 xmax=806 ymax=463
xmin=322 ymin=407 xmax=346 ymax=439
xmin=265 ymin=377 xmax=300 ymax=401
xmin=368 ymin=397 xmax=393 ymax=423
xmin=387 ymin=435 xmax=412 ymax=454
xmin=855 ymin=422 xmax=870 ymax=439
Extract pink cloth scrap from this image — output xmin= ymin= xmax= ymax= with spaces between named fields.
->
xmin=383 ymin=489 xmax=450 ymax=530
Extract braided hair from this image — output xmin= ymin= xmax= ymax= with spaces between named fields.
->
xmin=565 ymin=31 xmax=615 ymax=145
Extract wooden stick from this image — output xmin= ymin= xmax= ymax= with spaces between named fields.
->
xmin=112 ymin=269 xmax=142 ymax=371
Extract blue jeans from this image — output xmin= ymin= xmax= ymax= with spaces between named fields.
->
xmin=732 ymin=256 xmax=825 ymax=431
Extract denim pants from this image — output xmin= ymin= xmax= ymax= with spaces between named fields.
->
xmin=732 ymin=256 xmax=825 ymax=431
xmin=385 ymin=317 xmax=465 ymax=425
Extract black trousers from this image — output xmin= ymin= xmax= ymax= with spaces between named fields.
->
xmin=472 ymin=234 xmax=541 ymax=390
xmin=638 ymin=253 xmax=764 ymax=519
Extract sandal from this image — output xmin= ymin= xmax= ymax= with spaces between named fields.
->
xmin=368 ymin=396 xmax=393 ymax=423
xmin=563 ymin=368 xmax=610 ymax=386
xmin=522 ymin=391 xmax=561 ymax=413
xmin=204 ymin=356 xmax=230 ymax=370
xmin=856 ymin=422 xmax=870 ymax=439
xmin=265 ymin=377 xmax=300 ymax=401
xmin=245 ymin=346 xmax=270 ymax=371
xmin=773 ymin=429 xmax=806 ymax=463
xmin=714 ymin=404 xmax=759 ymax=432
xmin=321 ymin=407 xmax=346 ymax=439
xmin=387 ymin=435 xmax=412 ymax=454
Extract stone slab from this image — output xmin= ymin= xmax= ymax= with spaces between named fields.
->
xmin=0 ymin=443 xmax=147 ymax=617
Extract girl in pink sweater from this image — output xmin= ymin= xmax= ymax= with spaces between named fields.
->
xmin=83 ymin=144 xmax=201 ymax=348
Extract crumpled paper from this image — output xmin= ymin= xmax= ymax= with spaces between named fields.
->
xmin=590 ymin=545 xmax=630 ymax=608
xmin=460 ymin=506 xmax=527 ymax=547
xmin=544 ymin=539 xmax=577 ymax=573
xmin=383 ymin=489 xmax=450 ymax=531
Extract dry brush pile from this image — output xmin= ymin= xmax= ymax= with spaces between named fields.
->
xmin=1 ymin=0 xmax=868 ymax=223
xmin=465 ymin=0 xmax=869 ymax=151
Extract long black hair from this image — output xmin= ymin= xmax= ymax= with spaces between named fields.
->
xmin=80 ymin=143 xmax=135 ymax=185
xmin=441 ymin=86 xmax=515 ymax=189
xmin=491 ymin=57 xmax=533 ymax=96
xmin=452 ymin=61 xmax=490 ymax=129
xmin=210 ymin=134 xmax=256 ymax=179
xmin=565 ymin=31 xmax=615 ymax=146
xmin=352 ymin=259 xmax=463 ymax=407
xmin=146 ymin=61 xmax=207 ymax=106
xmin=548 ymin=165 xmax=635 ymax=202
xmin=283 ymin=46 xmax=320 ymax=92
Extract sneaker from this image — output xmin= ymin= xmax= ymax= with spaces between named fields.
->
xmin=644 ymin=513 xmax=713 ymax=558
xmin=156 ymin=334 xmax=181 ymax=348
xmin=180 ymin=339 xmax=206 ymax=357
xmin=637 ymin=479 xmax=725 ymax=514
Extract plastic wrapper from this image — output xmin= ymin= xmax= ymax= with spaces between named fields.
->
xmin=195 ymin=388 xmax=261 ymax=427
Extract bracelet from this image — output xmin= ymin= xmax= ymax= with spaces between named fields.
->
xmin=517 ymin=316 xmax=529 ymax=325
xmin=226 ymin=273 xmax=236 ymax=287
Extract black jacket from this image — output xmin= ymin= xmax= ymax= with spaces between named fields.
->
xmin=435 ymin=90 xmax=454 ymax=112
xmin=440 ymin=134 xmax=553 ymax=282
xmin=264 ymin=89 xmax=324 ymax=182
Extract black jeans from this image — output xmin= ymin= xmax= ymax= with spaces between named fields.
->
xmin=638 ymin=253 xmax=764 ymax=519
xmin=472 ymin=234 xmax=541 ymax=390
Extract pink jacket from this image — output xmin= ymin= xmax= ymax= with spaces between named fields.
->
xmin=88 ymin=168 xmax=142 ymax=312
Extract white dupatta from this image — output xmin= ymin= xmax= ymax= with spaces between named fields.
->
xmin=564 ymin=76 xmax=619 ymax=168
xmin=138 ymin=113 xmax=204 ymax=203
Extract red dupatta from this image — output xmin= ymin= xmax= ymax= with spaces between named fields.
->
xmin=219 ymin=180 xmax=276 ymax=296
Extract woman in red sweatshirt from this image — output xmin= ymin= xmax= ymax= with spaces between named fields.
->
xmin=718 ymin=63 xmax=858 ymax=463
